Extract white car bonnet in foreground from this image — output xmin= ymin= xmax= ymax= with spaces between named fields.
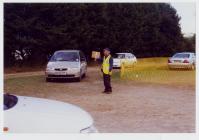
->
xmin=4 ymin=95 xmax=97 ymax=133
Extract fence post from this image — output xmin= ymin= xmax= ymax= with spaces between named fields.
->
xmin=120 ymin=62 xmax=124 ymax=78
xmin=120 ymin=61 xmax=136 ymax=79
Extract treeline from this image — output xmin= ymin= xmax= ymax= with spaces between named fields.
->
xmin=4 ymin=3 xmax=195 ymax=67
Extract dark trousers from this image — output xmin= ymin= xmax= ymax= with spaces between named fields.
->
xmin=103 ymin=73 xmax=112 ymax=92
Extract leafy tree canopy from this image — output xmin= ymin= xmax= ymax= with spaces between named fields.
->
xmin=4 ymin=3 xmax=194 ymax=67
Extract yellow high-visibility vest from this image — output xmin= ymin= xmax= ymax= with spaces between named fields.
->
xmin=102 ymin=55 xmax=112 ymax=75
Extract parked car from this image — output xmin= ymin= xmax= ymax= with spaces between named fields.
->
xmin=168 ymin=52 xmax=195 ymax=70
xmin=45 ymin=50 xmax=87 ymax=82
xmin=3 ymin=94 xmax=98 ymax=133
xmin=113 ymin=53 xmax=137 ymax=68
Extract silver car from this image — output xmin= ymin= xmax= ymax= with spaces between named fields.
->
xmin=113 ymin=53 xmax=137 ymax=68
xmin=45 ymin=50 xmax=87 ymax=82
xmin=168 ymin=52 xmax=195 ymax=70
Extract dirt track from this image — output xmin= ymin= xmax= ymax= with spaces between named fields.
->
xmin=4 ymin=67 xmax=195 ymax=133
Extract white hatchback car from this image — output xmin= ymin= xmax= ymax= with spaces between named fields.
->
xmin=113 ymin=53 xmax=137 ymax=68
xmin=168 ymin=52 xmax=196 ymax=70
xmin=3 ymin=94 xmax=98 ymax=133
xmin=46 ymin=50 xmax=87 ymax=82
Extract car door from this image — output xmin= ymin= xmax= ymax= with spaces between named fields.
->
xmin=79 ymin=51 xmax=87 ymax=75
xmin=192 ymin=53 xmax=196 ymax=65
xmin=131 ymin=54 xmax=137 ymax=62
xmin=126 ymin=54 xmax=132 ymax=62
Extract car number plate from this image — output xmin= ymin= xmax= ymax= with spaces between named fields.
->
xmin=174 ymin=60 xmax=181 ymax=63
xmin=55 ymin=71 xmax=67 ymax=75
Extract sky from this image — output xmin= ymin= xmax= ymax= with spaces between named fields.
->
xmin=170 ymin=2 xmax=196 ymax=36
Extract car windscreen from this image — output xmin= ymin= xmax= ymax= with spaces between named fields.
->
xmin=50 ymin=52 xmax=79 ymax=62
xmin=173 ymin=53 xmax=190 ymax=58
xmin=4 ymin=94 xmax=18 ymax=110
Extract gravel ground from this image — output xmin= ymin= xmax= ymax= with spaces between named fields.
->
xmin=4 ymin=67 xmax=195 ymax=133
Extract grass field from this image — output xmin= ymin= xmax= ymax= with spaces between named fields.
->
xmin=4 ymin=57 xmax=195 ymax=92
xmin=112 ymin=57 xmax=195 ymax=88
xmin=4 ymin=75 xmax=73 ymax=96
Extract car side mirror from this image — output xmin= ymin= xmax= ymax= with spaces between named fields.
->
xmin=81 ymin=58 xmax=86 ymax=62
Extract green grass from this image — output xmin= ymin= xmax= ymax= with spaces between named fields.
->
xmin=4 ymin=75 xmax=70 ymax=96
xmin=112 ymin=57 xmax=195 ymax=87
xmin=5 ymin=75 xmax=43 ymax=94
xmin=4 ymin=57 xmax=195 ymax=94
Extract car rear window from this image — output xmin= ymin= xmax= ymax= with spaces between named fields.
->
xmin=173 ymin=53 xmax=190 ymax=58
xmin=115 ymin=54 xmax=125 ymax=59
xmin=50 ymin=52 xmax=79 ymax=62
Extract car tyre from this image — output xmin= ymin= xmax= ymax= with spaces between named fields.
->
xmin=46 ymin=78 xmax=51 ymax=82
xmin=76 ymin=72 xmax=82 ymax=82
xmin=191 ymin=64 xmax=195 ymax=70
xmin=82 ymin=73 xmax=86 ymax=78
xmin=76 ymin=76 xmax=81 ymax=82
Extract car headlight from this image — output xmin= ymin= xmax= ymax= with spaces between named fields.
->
xmin=70 ymin=68 xmax=80 ymax=72
xmin=46 ymin=67 xmax=54 ymax=71
xmin=80 ymin=125 xmax=98 ymax=133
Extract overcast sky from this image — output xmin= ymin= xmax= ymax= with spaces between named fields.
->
xmin=170 ymin=2 xmax=196 ymax=36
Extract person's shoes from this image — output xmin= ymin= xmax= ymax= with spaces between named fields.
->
xmin=107 ymin=89 xmax=112 ymax=93
xmin=105 ymin=90 xmax=112 ymax=94
xmin=102 ymin=89 xmax=112 ymax=94
xmin=102 ymin=90 xmax=108 ymax=93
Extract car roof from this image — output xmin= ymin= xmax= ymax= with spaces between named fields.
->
xmin=116 ymin=53 xmax=133 ymax=54
xmin=175 ymin=52 xmax=195 ymax=54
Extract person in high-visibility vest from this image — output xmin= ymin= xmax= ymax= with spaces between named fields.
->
xmin=101 ymin=48 xmax=113 ymax=94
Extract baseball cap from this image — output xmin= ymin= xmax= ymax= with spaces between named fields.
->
xmin=103 ymin=48 xmax=110 ymax=52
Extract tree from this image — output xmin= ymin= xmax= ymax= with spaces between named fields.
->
xmin=4 ymin=3 xmax=186 ymax=67
xmin=180 ymin=34 xmax=195 ymax=52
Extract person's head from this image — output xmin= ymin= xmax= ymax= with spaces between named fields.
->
xmin=103 ymin=48 xmax=110 ymax=56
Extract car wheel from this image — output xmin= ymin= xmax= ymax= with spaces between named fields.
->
xmin=82 ymin=73 xmax=86 ymax=78
xmin=46 ymin=78 xmax=51 ymax=82
xmin=76 ymin=72 xmax=82 ymax=82
xmin=191 ymin=64 xmax=195 ymax=70
xmin=76 ymin=76 xmax=81 ymax=82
